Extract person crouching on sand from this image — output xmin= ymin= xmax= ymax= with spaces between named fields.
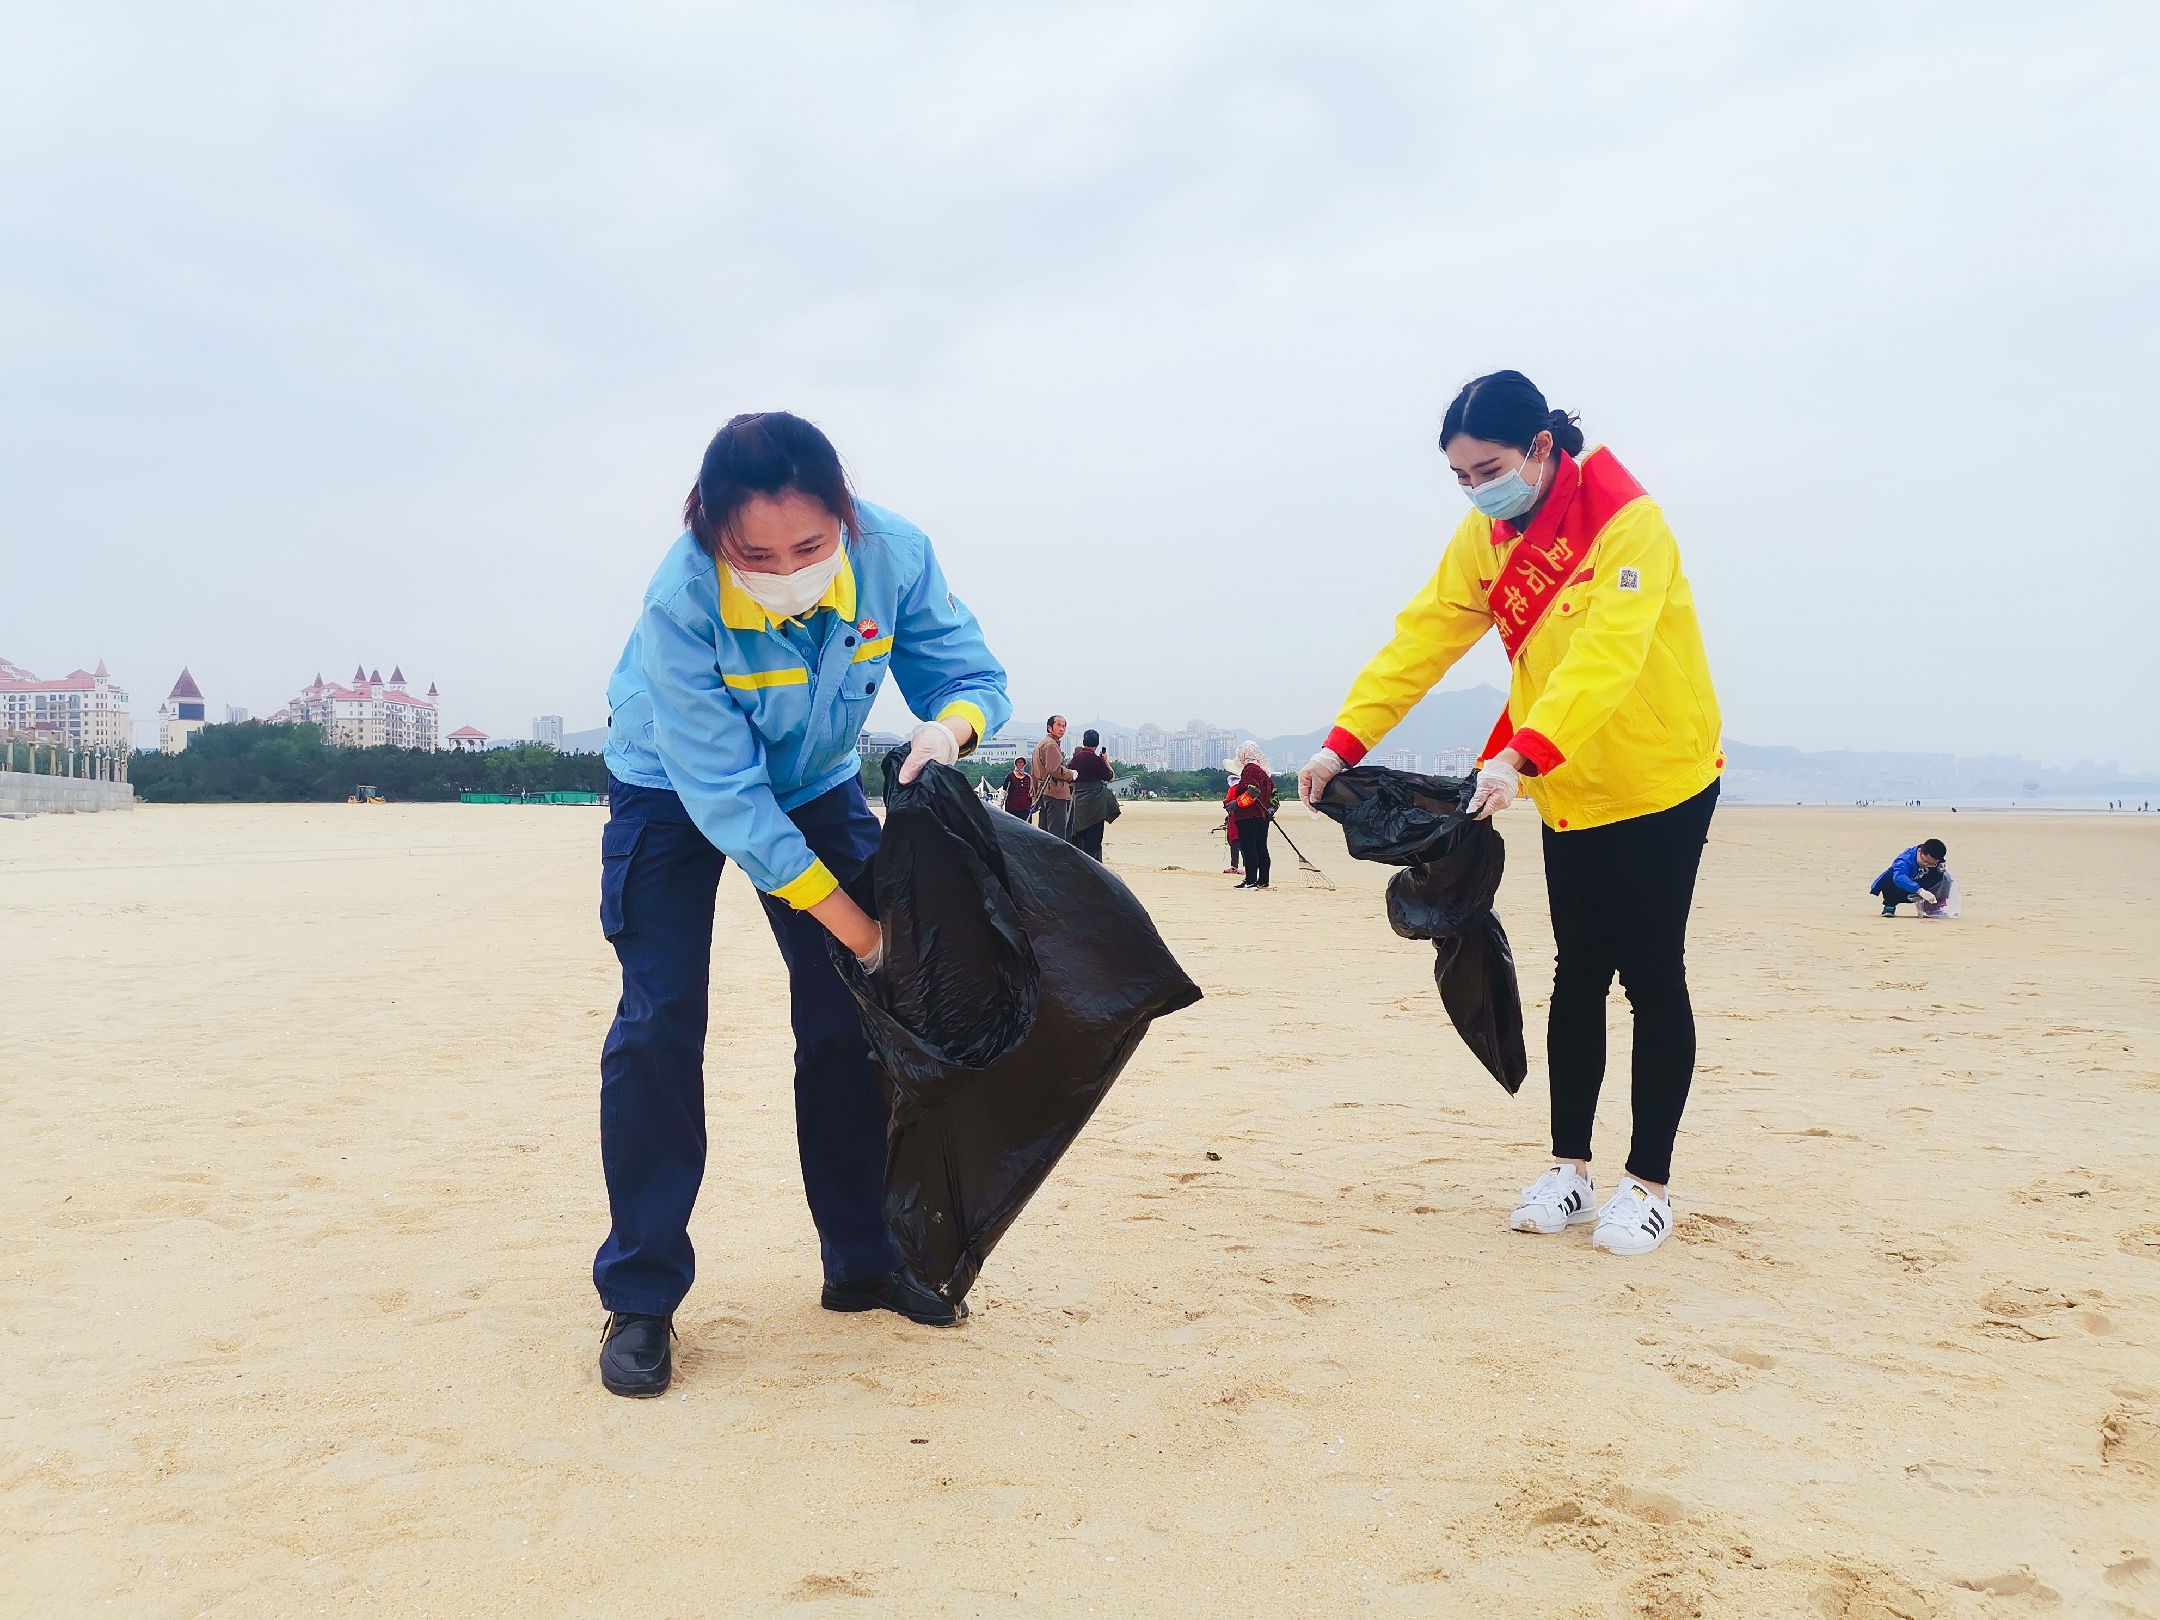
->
xmin=1871 ymin=838 xmax=1949 ymax=915
xmin=594 ymin=412 xmax=1012 ymax=1397
xmin=1299 ymin=370 xmax=1724 ymax=1257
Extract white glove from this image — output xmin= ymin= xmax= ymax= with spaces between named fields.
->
xmin=854 ymin=935 xmax=886 ymax=975
xmin=1298 ymin=747 xmax=1346 ymax=816
xmin=896 ymin=720 xmax=962 ymax=784
xmin=1466 ymin=757 xmax=1520 ymax=819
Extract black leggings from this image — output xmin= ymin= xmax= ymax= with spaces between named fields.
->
xmin=1235 ymin=816 xmax=1271 ymax=885
xmin=1543 ymin=781 xmax=1718 ymax=1186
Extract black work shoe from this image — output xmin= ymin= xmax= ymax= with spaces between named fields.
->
xmin=821 ymin=1269 xmax=968 ymax=1327
xmin=599 ymin=1311 xmax=674 ymax=1397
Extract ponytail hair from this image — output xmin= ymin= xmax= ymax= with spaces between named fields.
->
xmin=1439 ymin=371 xmax=1584 ymax=458
xmin=683 ymin=411 xmax=861 ymax=557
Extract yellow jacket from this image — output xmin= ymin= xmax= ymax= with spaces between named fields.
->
xmin=1324 ymin=446 xmax=1722 ymax=832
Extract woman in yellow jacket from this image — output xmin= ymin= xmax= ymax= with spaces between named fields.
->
xmin=1299 ymin=370 xmax=1722 ymax=1257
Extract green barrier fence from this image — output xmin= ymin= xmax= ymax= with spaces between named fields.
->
xmin=460 ymin=791 xmax=602 ymax=805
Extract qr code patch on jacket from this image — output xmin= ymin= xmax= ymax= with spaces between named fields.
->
xmin=1616 ymin=567 xmax=1641 ymax=591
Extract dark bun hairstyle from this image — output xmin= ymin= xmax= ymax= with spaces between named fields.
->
xmin=1082 ymin=728 xmax=1101 ymax=748
xmin=684 ymin=411 xmax=860 ymax=557
xmin=1439 ymin=370 xmax=1584 ymax=458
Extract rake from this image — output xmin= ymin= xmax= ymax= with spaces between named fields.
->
xmin=1268 ymin=808 xmax=1334 ymax=888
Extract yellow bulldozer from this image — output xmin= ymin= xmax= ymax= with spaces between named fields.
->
xmin=347 ymin=784 xmax=386 ymax=804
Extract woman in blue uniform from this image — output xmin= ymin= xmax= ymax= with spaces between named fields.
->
xmin=594 ymin=412 xmax=1011 ymax=1397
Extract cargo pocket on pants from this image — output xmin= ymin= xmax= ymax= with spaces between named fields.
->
xmin=599 ymin=820 xmax=644 ymax=939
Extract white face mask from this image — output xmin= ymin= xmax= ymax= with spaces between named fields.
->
xmin=728 ymin=546 xmax=845 ymax=620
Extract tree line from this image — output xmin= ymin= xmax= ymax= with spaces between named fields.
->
xmin=130 ymin=721 xmax=608 ymax=802
xmin=932 ymin=757 xmax=1297 ymax=803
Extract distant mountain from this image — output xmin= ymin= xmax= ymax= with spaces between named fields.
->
xmin=1008 ymin=684 xmax=1507 ymax=768
xmin=1047 ymin=685 xmax=1507 ymax=769
xmin=567 ymin=703 xmax=2154 ymax=800
xmin=1247 ymin=685 xmax=1507 ymax=768
xmin=1722 ymin=741 xmax=2159 ymax=802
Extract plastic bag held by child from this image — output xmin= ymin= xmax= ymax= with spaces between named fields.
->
xmin=1314 ymin=766 xmax=1528 ymax=1093
xmin=1918 ymin=875 xmax=1961 ymax=918
xmin=831 ymin=752 xmax=1203 ymax=1304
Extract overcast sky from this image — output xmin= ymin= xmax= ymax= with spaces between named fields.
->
xmin=3 ymin=1 xmax=2154 ymax=766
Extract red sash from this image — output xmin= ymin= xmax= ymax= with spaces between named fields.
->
xmin=1477 ymin=447 xmax=1648 ymax=760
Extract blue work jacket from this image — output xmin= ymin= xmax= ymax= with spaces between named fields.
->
xmin=1872 ymin=847 xmax=1943 ymax=896
xmin=604 ymin=500 xmax=1010 ymax=908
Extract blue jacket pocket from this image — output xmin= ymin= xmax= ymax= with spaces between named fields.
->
xmin=599 ymin=820 xmax=644 ymax=938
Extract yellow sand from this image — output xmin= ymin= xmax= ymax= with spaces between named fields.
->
xmin=3 ymin=800 xmax=2156 ymax=1617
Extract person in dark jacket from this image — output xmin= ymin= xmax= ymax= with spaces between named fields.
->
xmin=1230 ymin=741 xmax=1275 ymax=890
xmin=1068 ymin=730 xmax=1119 ymax=860
xmin=1001 ymin=757 xmax=1034 ymax=818
xmin=1872 ymin=838 xmax=1949 ymax=915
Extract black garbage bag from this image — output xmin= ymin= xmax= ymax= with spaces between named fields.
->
xmin=1315 ymin=766 xmax=1527 ymax=1093
xmin=831 ymin=752 xmax=1203 ymax=1303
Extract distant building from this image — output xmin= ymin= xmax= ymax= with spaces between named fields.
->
xmin=1133 ymin=723 xmax=1169 ymax=770
xmin=1379 ymin=747 xmax=1421 ymax=773
xmin=225 ymin=706 xmax=251 ymax=724
xmin=1167 ymin=719 xmax=1239 ymax=772
xmin=267 ymin=666 xmax=440 ymax=750
xmin=1433 ymin=747 xmax=1476 ymax=777
xmin=447 ymin=726 xmax=489 ymax=753
xmin=0 ymin=657 xmax=131 ymax=751
xmin=856 ymin=729 xmax=907 ymax=767
xmin=533 ymin=715 xmax=565 ymax=750
xmin=159 ymin=668 xmax=209 ymax=753
xmin=1097 ymin=728 xmax=1136 ymax=764
xmin=972 ymin=737 xmax=1025 ymax=766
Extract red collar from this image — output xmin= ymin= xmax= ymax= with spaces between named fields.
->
xmin=1491 ymin=450 xmax=1580 ymax=550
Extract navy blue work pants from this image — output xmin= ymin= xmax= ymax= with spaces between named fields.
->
xmin=592 ymin=775 xmax=900 ymax=1316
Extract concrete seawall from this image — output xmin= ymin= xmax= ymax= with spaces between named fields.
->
xmin=0 ymin=770 xmax=136 ymax=815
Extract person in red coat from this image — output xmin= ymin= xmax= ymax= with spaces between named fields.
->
xmin=1221 ymin=780 xmax=1243 ymax=876
xmin=1229 ymin=741 xmax=1275 ymax=890
xmin=1000 ymin=757 xmax=1034 ymax=818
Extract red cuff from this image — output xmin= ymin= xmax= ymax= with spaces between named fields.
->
xmin=1322 ymin=726 xmax=1369 ymax=766
xmin=1509 ymin=728 xmax=1566 ymax=777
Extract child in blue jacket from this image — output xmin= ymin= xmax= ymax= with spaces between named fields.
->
xmin=1871 ymin=838 xmax=1949 ymax=915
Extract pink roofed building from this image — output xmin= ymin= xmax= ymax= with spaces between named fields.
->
xmin=446 ymin=725 xmax=489 ymax=754
xmin=0 ymin=657 xmax=132 ymax=751
xmin=158 ymin=667 xmax=210 ymax=753
xmin=267 ymin=665 xmax=442 ymax=751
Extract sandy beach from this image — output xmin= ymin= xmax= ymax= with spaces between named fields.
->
xmin=3 ymin=798 xmax=2156 ymax=1617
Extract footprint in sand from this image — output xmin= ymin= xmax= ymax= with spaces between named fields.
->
xmin=1954 ymin=1567 xmax=2060 ymax=1603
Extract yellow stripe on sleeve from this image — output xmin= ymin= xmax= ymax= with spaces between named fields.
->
xmin=936 ymin=700 xmax=988 ymax=754
xmin=768 ymin=858 xmax=839 ymax=910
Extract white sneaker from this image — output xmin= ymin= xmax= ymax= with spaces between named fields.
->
xmin=1510 ymin=1165 xmax=1599 ymax=1234
xmin=1591 ymin=1178 xmax=1674 ymax=1255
